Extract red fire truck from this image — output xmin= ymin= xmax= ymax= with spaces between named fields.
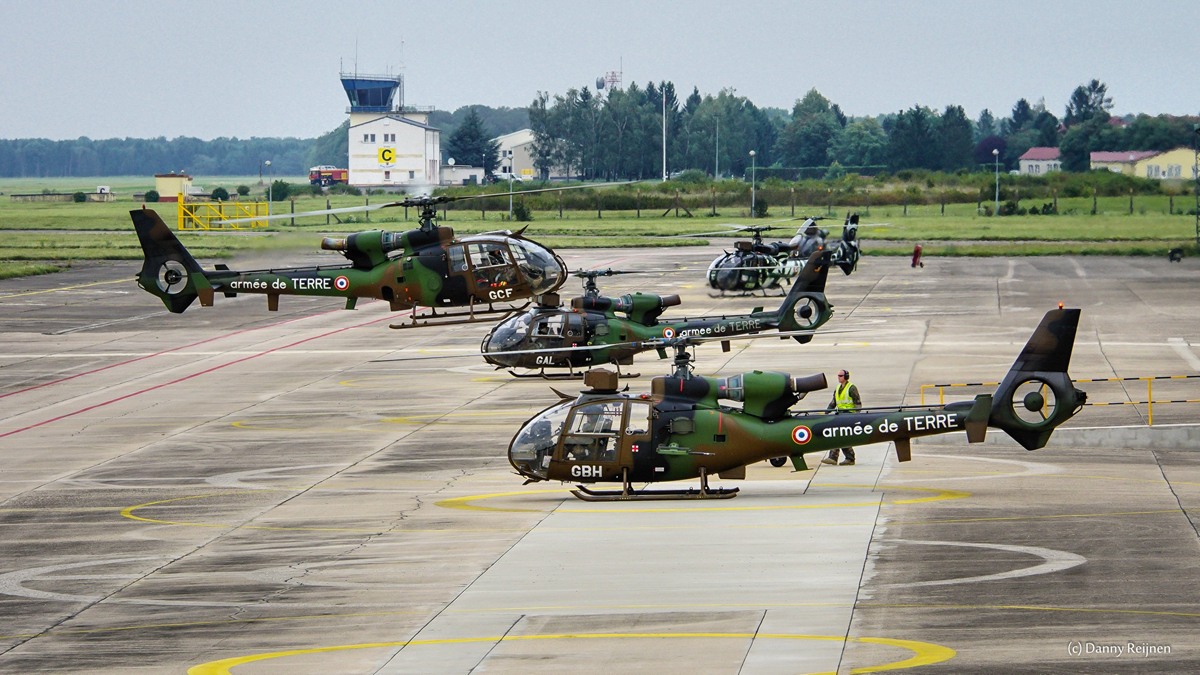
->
xmin=308 ymin=166 xmax=349 ymax=186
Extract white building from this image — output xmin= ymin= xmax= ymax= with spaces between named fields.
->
xmin=348 ymin=113 xmax=440 ymax=188
xmin=1017 ymin=147 xmax=1062 ymax=175
xmin=341 ymin=72 xmax=440 ymax=189
xmin=495 ymin=129 xmax=537 ymax=179
xmin=440 ymin=163 xmax=485 ymax=186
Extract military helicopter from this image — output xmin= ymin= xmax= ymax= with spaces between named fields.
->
xmin=132 ymin=186 xmax=626 ymax=329
xmin=507 ymin=308 xmax=1086 ymax=500
xmin=373 ymin=249 xmax=837 ymax=378
xmin=707 ymin=214 xmax=861 ymax=295
xmin=479 ymin=249 xmax=834 ymax=377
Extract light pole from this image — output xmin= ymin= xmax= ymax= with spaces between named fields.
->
xmin=714 ymin=116 xmax=720 ymax=179
xmin=507 ymin=151 xmax=514 ymax=220
xmin=992 ymin=148 xmax=1000 ymax=217
xmin=662 ymin=87 xmax=668 ymax=182
xmin=1193 ymin=124 xmax=1199 ymax=246
xmin=749 ymin=150 xmax=757 ymax=217
xmin=264 ymin=160 xmax=272 ymax=217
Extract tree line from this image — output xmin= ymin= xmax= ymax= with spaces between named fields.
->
xmin=527 ymin=79 xmax=1199 ymax=180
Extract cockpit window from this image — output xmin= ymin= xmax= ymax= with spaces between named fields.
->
xmin=562 ymin=401 xmax=623 ymax=463
xmin=469 ymin=243 xmax=509 ymax=268
xmin=510 ymin=239 xmax=562 ymax=294
xmin=487 ymin=311 xmax=533 ymax=351
xmin=510 ymin=402 xmax=570 ymax=479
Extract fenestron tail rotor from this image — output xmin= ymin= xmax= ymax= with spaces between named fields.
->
xmin=156 ymin=260 xmax=189 ymax=295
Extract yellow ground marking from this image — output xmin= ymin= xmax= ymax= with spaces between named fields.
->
xmin=118 ymin=492 xmax=527 ymax=533
xmin=892 ymin=509 xmax=1183 ymax=526
xmin=0 ymin=278 xmax=127 ymax=300
xmin=185 ymin=633 xmax=955 ymax=675
xmin=435 ymin=485 xmax=970 ymax=513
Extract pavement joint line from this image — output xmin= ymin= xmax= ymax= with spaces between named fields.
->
xmin=184 ymin=633 xmax=956 ymax=675
xmin=0 ymin=278 xmax=126 ymax=300
xmin=0 ymin=311 xmax=396 ymax=439
xmin=0 ymin=303 xmax=349 ymax=401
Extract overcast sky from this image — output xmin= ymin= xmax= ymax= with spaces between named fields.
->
xmin=2 ymin=0 xmax=1194 ymax=141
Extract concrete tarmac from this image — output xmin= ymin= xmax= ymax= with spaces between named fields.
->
xmin=1 ymin=245 xmax=1199 ymax=673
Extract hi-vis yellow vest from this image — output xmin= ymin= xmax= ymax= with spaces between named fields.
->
xmin=835 ymin=382 xmax=855 ymax=410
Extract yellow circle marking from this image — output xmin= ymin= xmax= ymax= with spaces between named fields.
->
xmin=186 ymin=633 xmax=955 ymax=675
xmin=435 ymin=484 xmax=970 ymax=513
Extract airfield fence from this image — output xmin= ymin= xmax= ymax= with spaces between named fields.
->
xmin=177 ymin=196 xmax=269 ymax=230
xmin=919 ymin=375 xmax=1200 ymax=426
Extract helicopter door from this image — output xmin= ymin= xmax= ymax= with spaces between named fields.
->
xmin=559 ymin=401 xmax=625 ymax=479
xmin=467 ymin=243 xmax=518 ymax=301
xmin=446 ymin=244 xmax=472 ymax=293
xmin=619 ymin=400 xmax=652 ymax=472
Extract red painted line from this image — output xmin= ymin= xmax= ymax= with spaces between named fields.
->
xmin=0 ymin=307 xmax=350 ymax=400
xmin=0 ymin=312 xmax=394 ymax=439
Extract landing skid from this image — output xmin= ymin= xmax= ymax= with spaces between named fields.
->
xmin=571 ymin=485 xmax=739 ymax=501
xmin=505 ymin=361 xmax=640 ymax=380
xmin=570 ymin=467 xmax=738 ymax=501
xmin=390 ymin=302 xmax=528 ymax=330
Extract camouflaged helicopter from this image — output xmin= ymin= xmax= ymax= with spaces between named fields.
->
xmin=132 ymin=186 xmax=627 ymax=329
xmin=707 ymin=214 xmax=861 ymax=295
xmin=478 ymin=249 xmax=834 ymax=378
xmin=507 ymin=308 xmax=1087 ymax=501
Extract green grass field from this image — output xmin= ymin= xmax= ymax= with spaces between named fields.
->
xmin=0 ymin=176 xmax=1197 ymax=279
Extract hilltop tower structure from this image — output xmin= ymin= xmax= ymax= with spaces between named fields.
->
xmin=342 ymin=71 xmax=439 ymax=188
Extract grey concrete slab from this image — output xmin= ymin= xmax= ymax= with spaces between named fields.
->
xmin=0 ymin=252 xmax=1198 ymax=673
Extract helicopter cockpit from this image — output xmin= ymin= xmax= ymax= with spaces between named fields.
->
xmin=509 ymin=396 xmax=651 ymax=482
xmin=482 ymin=306 xmax=588 ymax=367
xmin=447 ymin=237 xmax=566 ymax=298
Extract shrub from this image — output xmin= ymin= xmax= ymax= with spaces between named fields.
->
xmin=753 ymin=196 xmax=768 ymax=218
xmin=1028 ymin=205 xmax=1040 ymax=215
xmin=1041 ymin=202 xmax=1057 ymax=215
xmin=674 ymin=169 xmax=710 ymax=184
xmin=308 ymin=184 xmax=323 ymax=196
xmin=267 ymin=180 xmax=291 ymax=201
xmin=328 ymin=183 xmax=362 ymax=196
xmin=211 ymin=187 xmax=229 ymax=201
xmin=236 ymin=184 xmax=250 ymax=196
xmin=512 ymin=200 xmax=533 ymax=222
xmin=72 ymin=191 xmax=87 ymax=203
xmin=999 ymin=200 xmax=1019 ymax=216
xmin=145 ymin=190 xmax=160 ymax=202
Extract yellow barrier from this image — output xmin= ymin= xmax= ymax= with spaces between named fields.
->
xmin=177 ymin=195 xmax=269 ymax=230
xmin=919 ymin=375 xmax=1200 ymax=426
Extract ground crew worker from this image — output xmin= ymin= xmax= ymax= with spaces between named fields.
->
xmin=821 ymin=369 xmax=861 ymax=466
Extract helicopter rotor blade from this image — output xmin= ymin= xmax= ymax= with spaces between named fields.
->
xmin=216 ymin=180 xmax=646 ymax=226
xmin=370 ymin=327 xmax=865 ymax=364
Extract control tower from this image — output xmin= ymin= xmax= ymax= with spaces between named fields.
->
xmin=340 ymin=71 xmax=439 ymax=188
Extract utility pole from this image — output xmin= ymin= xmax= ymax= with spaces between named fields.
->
xmin=992 ymin=149 xmax=1000 ymax=216
xmin=749 ymin=150 xmax=757 ymax=217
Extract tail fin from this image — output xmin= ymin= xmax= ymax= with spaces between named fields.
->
xmin=773 ymin=250 xmax=833 ymax=343
xmin=989 ymin=309 xmax=1088 ymax=449
xmin=830 ymin=212 xmax=860 ymax=276
xmin=131 ymin=209 xmax=212 ymax=313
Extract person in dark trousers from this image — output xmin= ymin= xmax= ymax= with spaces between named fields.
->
xmin=821 ymin=369 xmax=861 ymax=466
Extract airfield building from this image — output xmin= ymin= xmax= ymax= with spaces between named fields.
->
xmin=1090 ymin=147 xmax=1198 ymax=179
xmin=342 ymin=73 xmax=440 ymax=189
xmin=1018 ymin=147 xmax=1061 ymax=175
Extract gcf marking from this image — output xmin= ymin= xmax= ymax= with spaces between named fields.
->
xmin=791 ymin=425 xmax=812 ymax=444
xmin=662 ymin=327 xmax=676 ymax=338
xmin=334 ymin=276 xmax=350 ymax=291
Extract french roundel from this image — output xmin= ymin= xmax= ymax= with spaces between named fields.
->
xmin=791 ymin=425 xmax=812 ymax=444
xmin=663 ymin=327 xmax=676 ymax=338
xmin=334 ymin=276 xmax=350 ymax=291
